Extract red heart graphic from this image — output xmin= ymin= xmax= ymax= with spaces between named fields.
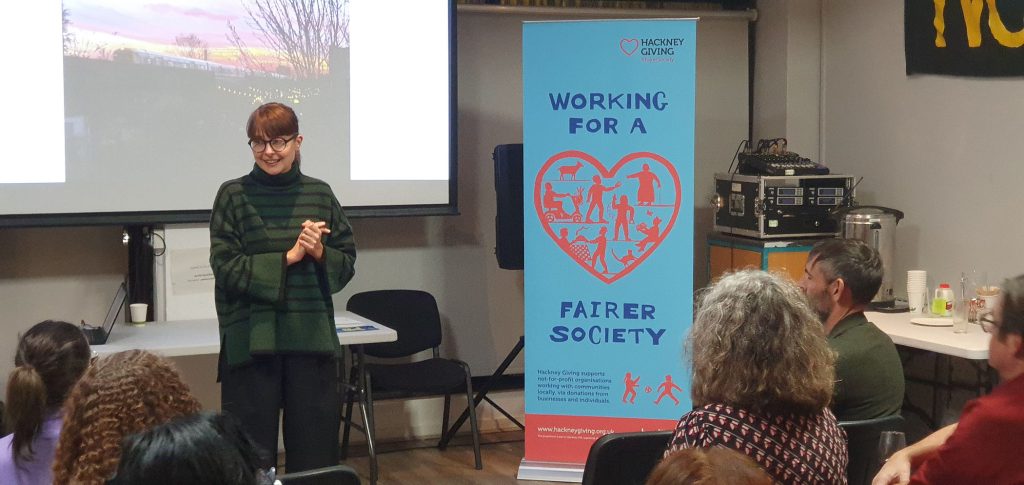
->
xmin=620 ymin=38 xmax=639 ymax=56
xmin=534 ymin=150 xmax=681 ymax=284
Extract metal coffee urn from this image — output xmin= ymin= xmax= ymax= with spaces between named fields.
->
xmin=835 ymin=206 xmax=904 ymax=307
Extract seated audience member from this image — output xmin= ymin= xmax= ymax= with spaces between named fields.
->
xmin=873 ymin=275 xmax=1024 ymax=485
xmin=647 ymin=447 xmax=772 ymax=485
xmin=798 ymin=239 xmax=904 ymax=421
xmin=106 ymin=412 xmax=268 ymax=485
xmin=51 ymin=350 xmax=202 ymax=485
xmin=1 ymin=321 xmax=91 ymax=485
xmin=667 ymin=270 xmax=848 ymax=485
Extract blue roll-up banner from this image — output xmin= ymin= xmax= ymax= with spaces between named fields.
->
xmin=520 ymin=19 xmax=696 ymax=478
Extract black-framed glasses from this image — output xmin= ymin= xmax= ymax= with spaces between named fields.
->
xmin=980 ymin=313 xmax=1001 ymax=334
xmin=248 ymin=134 xmax=297 ymax=153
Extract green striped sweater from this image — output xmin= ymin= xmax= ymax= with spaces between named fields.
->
xmin=210 ymin=163 xmax=356 ymax=366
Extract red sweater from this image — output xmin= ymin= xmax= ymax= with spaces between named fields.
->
xmin=911 ymin=373 xmax=1024 ymax=484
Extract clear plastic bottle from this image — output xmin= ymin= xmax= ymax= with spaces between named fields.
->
xmin=932 ymin=283 xmax=954 ymax=317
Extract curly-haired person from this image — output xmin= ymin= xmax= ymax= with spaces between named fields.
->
xmin=666 ymin=270 xmax=848 ymax=485
xmin=1 ymin=321 xmax=91 ymax=485
xmin=51 ymin=350 xmax=201 ymax=485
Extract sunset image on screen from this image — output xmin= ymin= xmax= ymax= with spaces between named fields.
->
xmin=63 ymin=0 xmax=350 ymax=80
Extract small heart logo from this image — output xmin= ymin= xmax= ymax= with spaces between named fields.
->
xmin=534 ymin=150 xmax=682 ymax=284
xmin=620 ymin=38 xmax=639 ymax=56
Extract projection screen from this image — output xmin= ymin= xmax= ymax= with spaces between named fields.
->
xmin=0 ymin=0 xmax=456 ymax=226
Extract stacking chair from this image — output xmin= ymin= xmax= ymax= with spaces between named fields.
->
xmin=581 ymin=430 xmax=674 ymax=485
xmin=342 ymin=290 xmax=482 ymax=485
xmin=838 ymin=414 xmax=905 ymax=485
xmin=276 ymin=464 xmax=361 ymax=485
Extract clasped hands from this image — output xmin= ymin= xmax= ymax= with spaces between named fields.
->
xmin=286 ymin=220 xmax=331 ymax=265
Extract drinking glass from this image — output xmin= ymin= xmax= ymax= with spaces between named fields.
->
xmin=952 ymin=299 xmax=969 ymax=334
xmin=972 ymin=270 xmax=989 ymax=295
xmin=877 ymin=431 xmax=907 ymax=466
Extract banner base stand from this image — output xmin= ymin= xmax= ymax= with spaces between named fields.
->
xmin=516 ymin=459 xmax=584 ymax=482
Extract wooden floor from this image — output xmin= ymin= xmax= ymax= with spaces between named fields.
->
xmin=289 ymin=431 xmax=569 ymax=485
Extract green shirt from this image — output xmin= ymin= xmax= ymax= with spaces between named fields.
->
xmin=210 ymin=163 xmax=356 ymax=366
xmin=828 ymin=312 xmax=905 ymax=421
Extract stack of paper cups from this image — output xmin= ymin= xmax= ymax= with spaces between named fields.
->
xmin=907 ymin=270 xmax=928 ymax=314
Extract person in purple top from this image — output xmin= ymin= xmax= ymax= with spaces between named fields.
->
xmin=0 ymin=320 xmax=91 ymax=485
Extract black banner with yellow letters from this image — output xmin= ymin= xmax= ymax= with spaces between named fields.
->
xmin=906 ymin=0 xmax=1024 ymax=76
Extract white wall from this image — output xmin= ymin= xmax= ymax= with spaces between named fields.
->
xmin=806 ymin=0 xmax=1024 ymax=433
xmin=820 ymin=0 xmax=1024 ymax=292
xmin=750 ymin=0 xmax=1022 ymax=293
xmin=0 ymin=226 xmax=128 ymax=401
xmin=752 ymin=0 xmax=821 ymax=159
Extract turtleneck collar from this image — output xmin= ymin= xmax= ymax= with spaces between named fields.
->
xmin=249 ymin=162 xmax=301 ymax=187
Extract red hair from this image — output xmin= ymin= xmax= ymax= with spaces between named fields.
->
xmin=246 ymin=102 xmax=299 ymax=140
xmin=647 ymin=447 xmax=772 ymax=485
xmin=51 ymin=350 xmax=201 ymax=485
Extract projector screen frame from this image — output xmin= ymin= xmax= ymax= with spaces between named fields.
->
xmin=0 ymin=0 xmax=459 ymax=228
xmin=0 ymin=202 xmax=459 ymax=228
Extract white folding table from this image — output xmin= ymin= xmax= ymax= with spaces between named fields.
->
xmin=867 ymin=311 xmax=993 ymax=429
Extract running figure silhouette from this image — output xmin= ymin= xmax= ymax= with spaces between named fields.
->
xmin=653 ymin=374 xmax=683 ymax=405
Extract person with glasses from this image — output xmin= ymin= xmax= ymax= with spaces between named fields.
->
xmin=873 ymin=274 xmax=1024 ymax=485
xmin=209 ymin=102 xmax=356 ymax=475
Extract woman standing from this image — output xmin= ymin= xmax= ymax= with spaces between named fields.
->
xmin=666 ymin=270 xmax=848 ymax=484
xmin=210 ymin=102 xmax=356 ymax=473
xmin=0 ymin=321 xmax=91 ymax=485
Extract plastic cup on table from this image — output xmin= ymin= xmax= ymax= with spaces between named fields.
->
xmin=907 ymin=270 xmax=928 ymax=314
xmin=129 ymin=303 xmax=148 ymax=326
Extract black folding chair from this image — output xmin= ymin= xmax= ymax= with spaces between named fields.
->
xmin=838 ymin=414 xmax=905 ymax=485
xmin=342 ymin=290 xmax=482 ymax=485
xmin=581 ymin=430 xmax=674 ymax=485
xmin=276 ymin=464 xmax=361 ymax=485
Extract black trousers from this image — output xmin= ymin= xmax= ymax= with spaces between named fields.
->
xmin=221 ymin=353 xmax=341 ymax=473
